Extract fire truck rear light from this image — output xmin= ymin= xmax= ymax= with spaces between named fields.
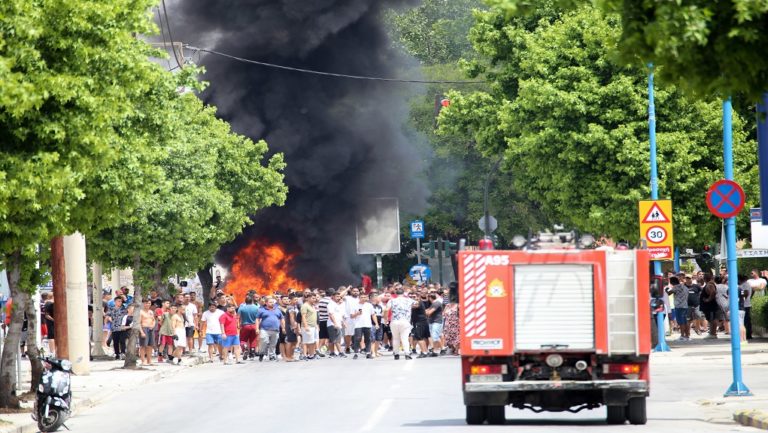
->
xmin=605 ymin=364 xmax=640 ymax=374
xmin=470 ymin=364 xmax=507 ymax=375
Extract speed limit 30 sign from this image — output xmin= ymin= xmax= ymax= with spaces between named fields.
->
xmin=638 ymin=200 xmax=674 ymax=260
xmin=645 ymin=226 xmax=667 ymax=243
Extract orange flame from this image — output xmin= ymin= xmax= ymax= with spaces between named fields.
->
xmin=226 ymin=240 xmax=307 ymax=303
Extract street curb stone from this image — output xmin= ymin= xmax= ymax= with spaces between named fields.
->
xmin=734 ymin=410 xmax=768 ymax=430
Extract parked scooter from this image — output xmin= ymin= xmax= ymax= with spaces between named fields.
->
xmin=32 ymin=357 xmax=72 ymax=432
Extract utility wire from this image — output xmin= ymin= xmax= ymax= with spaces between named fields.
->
xmin=183 ymin=45 xmax=487 ymax=84
xmin=161 ymin=0 xmax=185 ymax=69
xmin=155 ymin=7 xmax=173 ymax=71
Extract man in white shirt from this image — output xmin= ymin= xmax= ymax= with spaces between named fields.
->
xmin=352 ymin=294 xmax=378 ymax=360
xmin=201 ymin=303 xmax=224 ymax=363
xmin=343 ymin=287 xmax=360 ymax=353
xmin=183 ymin=294 xmax=198 ymax=352
xmin=326 ymin=292 xmax=346 ymax=358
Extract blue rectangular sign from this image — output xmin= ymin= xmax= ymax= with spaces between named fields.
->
xmin=410 ymin=220 xmax=425 ymax=239
xmin=757 ymin=97 xmax=768 ymax=225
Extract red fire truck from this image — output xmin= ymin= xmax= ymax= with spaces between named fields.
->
xmin=459 ymin=248 xmax=650 ymax=425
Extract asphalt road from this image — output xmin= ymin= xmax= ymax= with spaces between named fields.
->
xmin=65 ymin=347 xmax=766 ymax=433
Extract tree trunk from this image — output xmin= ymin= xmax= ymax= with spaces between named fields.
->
xmin=24 ymin=295 xmax=43 ymax=394
xmin=50 ymin=236 xmax=69 ymax=359
xmin=197 ymin=264 xmax=213 ymax=308
xmin=152 ymin=263 xmax=168 ymax=299
xmin=0 ymin=251 xmax=25 ymax=408
xmin=123 ymin=255 xmax=142 ymax=369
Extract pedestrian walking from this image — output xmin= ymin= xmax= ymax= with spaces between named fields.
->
xmin=256 ymin=296 xmax=284 ymax=361
xmin=238 ymin=295 xmax=259 ymax=360
xmin=301 ymin=293 xmax=319 ymax=360
xmin=201 ymin=302 xmax=224 ymax=363
xmin=157 ymin=300 xmax=175 ymax=362
xmin=170 ymin=304 xmax=186 ymax=365
xmin=139 ymin=299 xmax=156 ymax=366
xmin=385 ymin=288 xmax=416 ymax=360
xmin=220 ymin=304 xmax=243 ymax=364
xmin=351 ymin=293 xmax=378 ymax=359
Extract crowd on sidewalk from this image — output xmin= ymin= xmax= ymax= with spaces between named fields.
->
xmin=661 ymin=268 xmax=767 ymax=343
xmin=95 ymin=280 xmax=460 ymax=365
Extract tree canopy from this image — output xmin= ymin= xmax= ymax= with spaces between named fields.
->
xmin=438 ymin=6 xmax=759 ymax=245
xmin=486 ymin=0 xmax=768 ymax=100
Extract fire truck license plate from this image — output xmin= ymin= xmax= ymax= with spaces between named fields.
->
xmin=469 ymin=374 xmax=503 ymax=383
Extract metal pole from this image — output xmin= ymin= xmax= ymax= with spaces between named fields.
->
xmin=375 ymin=255 xmax=383 ymax=289
xmin=722 ymin=97 xmax=751 ymax=396
xmin=437 ymin=238 xmax=444 ymax=286
xmin=673 ymin=247 xmax=680 ymax=273
xmin=483 ymin=157 xmax=503 ymax=238
xmin=416 ymin=238 xmax=422 ymax=265
xmin=653 ymin=313 xmax=670 ymax=352
xmin=648 ymin=64 xmax=662 ymax=277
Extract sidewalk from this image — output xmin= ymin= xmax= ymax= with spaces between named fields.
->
xmin=0 ymin=353 xmax=205 ymax=433
xmin=654 ymin=333 xmax=768 ymax=430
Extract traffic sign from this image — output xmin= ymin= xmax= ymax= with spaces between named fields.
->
xmin=706 ymin=179 xmax=745 ymax=219
xmin=642 ymin=203 xmax=670 ymax=223
xmin=410 ymin=220 xmax=425 ymax=239
xmin=477 ymin=215 xmax=498 ymax=233
xmin=638 ymin=200 xmax=674 ymax=260
xmin=409 ymin=264 xmax=431 ymax=284
xmin=645 ymin=226 xmax=667 ymax=243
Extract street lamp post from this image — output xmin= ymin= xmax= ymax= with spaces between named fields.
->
xmin=483 ymin=157 xmax=503 ymax=238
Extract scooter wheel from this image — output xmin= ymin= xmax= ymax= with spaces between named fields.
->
xmin=37 ymin=408 xmax=63 ymax=432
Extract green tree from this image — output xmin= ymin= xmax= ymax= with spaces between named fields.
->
xmin=88 ymin=92 xmax=287 ymax=367
xmin=387 ymin=0 xmax=482 ymax=65
xmin=385 ymin=0 xmax=545 ymax=271
xmin=0 ymin=0 xmax=173 ymax=407
xmin=483 ymin=0 xmax=768 ymax=100
xmin=439 ymin=6 xmax=759 ymax=245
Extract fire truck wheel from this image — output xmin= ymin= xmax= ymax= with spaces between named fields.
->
xmin=465 ymin=405 xmax=486 ymax=425
xmin=627 ymin=397 xmax=647 ymax=425
xmin=486 ymin=406 xmax=505 ymax=425
xmin=606 ymin=405 xmax=626 ymax=424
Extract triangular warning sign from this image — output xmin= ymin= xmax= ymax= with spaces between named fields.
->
xmin=642 ymin=203 xmax=670 ymax=223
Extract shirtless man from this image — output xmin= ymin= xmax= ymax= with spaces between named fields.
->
xmin=139 ymin=299 xmax=156 ymax=366
xmin=190 ymin=292 xmax=204 ymax=352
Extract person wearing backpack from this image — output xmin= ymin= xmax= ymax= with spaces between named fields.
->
xmin=700 ymin=273 xmax=719 ymax=339
xmin=684 ymin=276 xmax=704 ymax=335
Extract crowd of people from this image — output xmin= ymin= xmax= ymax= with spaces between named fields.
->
xmin=662 ymin=268 xmax=768 ymax=342
xmin=97 ymin=281 xmax=461 ymax=364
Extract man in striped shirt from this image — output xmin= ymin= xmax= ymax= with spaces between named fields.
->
xmin=316 ymin=288 xmax=332 ymax=355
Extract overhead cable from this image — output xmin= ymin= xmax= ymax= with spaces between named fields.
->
xmin=183 ymin=45 xmax=487 ymax=85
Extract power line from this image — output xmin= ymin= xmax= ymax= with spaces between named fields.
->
xmin=161 ymin=0 xmax=185 ymax=69
xmin=155 ymin=7 xmax=173 ymax=70
xmin=183 ymin=45 xmax=487 ymax=85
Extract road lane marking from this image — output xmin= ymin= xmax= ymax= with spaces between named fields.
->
xmin=360 ymin=398 xmax=393 ymax=432
xmin=403 ymin=360 xmax=415 ymax=371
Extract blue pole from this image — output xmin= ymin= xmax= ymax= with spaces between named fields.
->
xmin=648 ymin=64 xmax=662 ymax=277
xmin=673 ymin=247 xmax=680 ymax=273
xmin=653 ymin=312 xmax=671 ymax=352
xmin=722 ymin=97 xmax=751 ymax=397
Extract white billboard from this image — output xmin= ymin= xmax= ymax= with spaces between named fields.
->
xmin=356 ymin=198 xmax=401 ymax=255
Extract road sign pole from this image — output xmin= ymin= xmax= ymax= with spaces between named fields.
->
xmin=376 ymin=254 xmax=383 ymax=290
xmin=416 ymin=238 xmax=422 ymax=264
xmin=437 ymin=238 xmax=444 ymax=286
xmin=722 ymin=97 xmax=751 ymax=397
xmin=648 ymin=64 xmax=662 ymax=277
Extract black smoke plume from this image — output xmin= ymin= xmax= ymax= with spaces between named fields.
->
xmin=173 ymin=0 xmax=427 ymax=285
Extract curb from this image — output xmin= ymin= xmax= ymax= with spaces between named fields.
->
xmin=734 ymin=410 xmax=768 ymax=430
xmin=2 ymin=355 xmax=205 ymax=433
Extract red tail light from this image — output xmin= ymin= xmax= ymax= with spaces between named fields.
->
xmin=605 ymin=364 xmax=640 ymax=374
xmin=470 ymin=364 xmax=506 ymax=375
